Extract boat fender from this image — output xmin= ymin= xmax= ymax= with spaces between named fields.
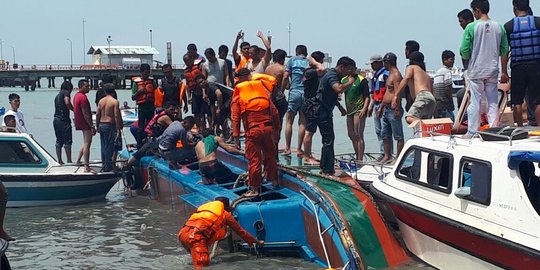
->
xmin=254 ymin=220 xmax=265 ymax=232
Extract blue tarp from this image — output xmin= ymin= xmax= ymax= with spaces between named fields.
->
xmin=507 ymin=151 xmax=540 ymax=169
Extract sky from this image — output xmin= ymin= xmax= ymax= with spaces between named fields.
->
xmin=0 ymin=0 xmax=528 ymax=71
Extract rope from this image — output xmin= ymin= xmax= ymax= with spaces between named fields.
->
xmin=232 ymin=172 xmax=249 ymax=189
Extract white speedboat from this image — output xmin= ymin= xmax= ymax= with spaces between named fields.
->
xmin=0 ymin=131 xmax=121 ymax=207
xmin=370 ymin=127 xmax=540 ymax=269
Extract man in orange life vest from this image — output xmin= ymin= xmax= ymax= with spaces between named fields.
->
xmin=231 ymin=68 xmax=280 ymax=197
xmin=178 ymin=197 xmax=263 ymax=269
xmin=232 ymin=31 xmax=251 ymax=72
xmin=132 ymin=63 xmax=157 ymax=147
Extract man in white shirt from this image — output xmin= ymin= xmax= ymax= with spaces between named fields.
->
xmin=2 ymin=93 xmax=28 ymax=133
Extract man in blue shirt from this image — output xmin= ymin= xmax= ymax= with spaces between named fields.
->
xmin=281 ymin=45 xmax=308 ymax=156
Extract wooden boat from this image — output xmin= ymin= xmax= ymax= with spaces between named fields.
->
xmin=370 ymin=127 xmax=540 ymax=269
xmin=0 ymin=131 xmax=121 ymax=207
xmin=120 ymin=148 xmax=410 ymax=269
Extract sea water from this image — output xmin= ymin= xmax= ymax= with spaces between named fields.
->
xmin=0 ymin=86 xmax=421 ymax=269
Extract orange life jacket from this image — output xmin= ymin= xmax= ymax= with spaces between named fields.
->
xmin=234 ymin=80 xmax=271 ymax=113
xmin=184 ymin=65 xmax=201 ymax=91
xmin=185 ymin=201 xmax=227 ymax=243
xmin=251 ymin=73 xmax=277 ymax=90
xmin=235 ymin=55 xmax=250 ymax=72
xmin=133 ymin=77 xmax=156 ymax=105
xmin=145 ymin=111 xmax=168 ymax=137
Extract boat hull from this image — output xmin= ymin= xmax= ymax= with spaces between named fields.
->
xmin=371 ymin=188 xmax=540 ymax=270
xmin=3 ymin=173 xmax=120 ymax=207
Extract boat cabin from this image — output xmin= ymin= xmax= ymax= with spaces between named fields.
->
xmin=372 ymin=130 xmax=540 ymax=269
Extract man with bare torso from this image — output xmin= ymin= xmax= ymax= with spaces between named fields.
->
xmin=380 ymin=53 xmax=404 ymax=163
xmin=195 ymin=129 xmax=244 ymax=184
xmin=392 ymin=51 xmax=436 ymax=124
xmin=264 ymin=49 xmax=289 ymax=146
xmin=96 ymin=83 xmax=123 ymax=172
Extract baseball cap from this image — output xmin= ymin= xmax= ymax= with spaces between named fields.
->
xmin=235 ymin=68 xmax=251 ymax=77
xmin=369 ymin=54 xmax=383 ymax=63
xmin=383 ymin=52 xmax=397 ymax=62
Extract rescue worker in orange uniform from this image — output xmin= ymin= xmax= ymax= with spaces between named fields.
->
xmin=178 ymin=197 xmax=263 ymax=269
xmin=132 ymin=63 xmax=157 ymax=147
xmin=231 ymin=68 xmax=280 ymax=197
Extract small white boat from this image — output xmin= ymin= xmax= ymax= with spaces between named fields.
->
xmin=0 ymin=131 xmax=121 ymax=207
xmin=370 ymin=127 xmax=540 ymax=269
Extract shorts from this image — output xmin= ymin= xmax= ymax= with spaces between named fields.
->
xmin=160 ymin=147 xmax=197 ymax=164
xmin=199 ymin=159 xmax=235 ymax=184
xmin=274 ymin=97 xmax=288 ymax=127
xmin=381 ymin=106 xmax=404 ymax=140
xmin=53 ymin=117 xmax=72 ymax=148
xmin=407 ymin=91 xmax=436 ymax=119
xmin=215 ymin=104 xmax=231 ymax=126
xmin=510 ymin=61 xmax=540 ymax=106
xmin=191 ymin=94 xmax=210 ymax=115
xmin=287 ymin=89 xmax=304 ymax=114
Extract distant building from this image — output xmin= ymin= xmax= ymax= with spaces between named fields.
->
xmin=87 ymin=46 xmax=159 ymax=68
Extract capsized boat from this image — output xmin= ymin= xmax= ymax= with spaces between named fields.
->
xmin=370 ymin=127 xmax=540 ymax=269
xmin=120 ymin=148 xmax=409 ymax=269
xmin=0 ymin=131 xmax=121 ymax=207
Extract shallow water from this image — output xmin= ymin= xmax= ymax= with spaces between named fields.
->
xmin=0 ymin=86 xmax=424 ymax=269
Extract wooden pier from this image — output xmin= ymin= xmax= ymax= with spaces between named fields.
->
xmin=0 ymin=65 xmax=184 ymax=91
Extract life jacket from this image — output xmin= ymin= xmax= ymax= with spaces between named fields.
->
xmin=185 ymin=201 xmax=227 ymax=243
xmin=145 ymin=111 xmax=169 ymax=137
xmin=371 ymin=67 xmax=389 ymax=102
xmin=184 ymin=65 xmax=201 ymax=91
xmin=235 ymin=55 xmax=250 ymax=72
xmin=234 ymin=80 xmax=271 ymax=113
xmin=133 ymin=77 xmax=156 ymax=105
xmin=155 ymin=77 xmax=186 ymax=108
xmin=509 ymin=16 xmax=540 ymax=63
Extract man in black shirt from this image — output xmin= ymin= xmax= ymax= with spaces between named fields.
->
xmin=53 ymin=81 xmax=74 ymax=164
xmin=503 ymin=0 xmax=540 ymax=126
xmin=313 ymin=57 xmax=356 ymax=176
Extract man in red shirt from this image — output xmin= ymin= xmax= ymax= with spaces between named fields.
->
xmin=73 ymin=79 xmax=96 ymax=173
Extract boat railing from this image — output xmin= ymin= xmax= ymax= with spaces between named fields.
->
xmin=45 ymin=160 xmax=127 ymax=173
xmin=414 ymin=126 xmax=540 ymax=147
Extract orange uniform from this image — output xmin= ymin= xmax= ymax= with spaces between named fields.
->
xmin=231 ymin=78 xmax=280 ymax=190
xmin=177 ymin=201 xmax=257 ymax=269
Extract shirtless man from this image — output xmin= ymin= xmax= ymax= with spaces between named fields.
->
xmin=195 ymin=129 xmax=244 ymax=184
xmin=381 ymin=53 xmax=405 ymax=162
xmin=246 ymin=31 xmax=272 ymax=74
xmin=391 ymin=51 xmax=436 ymax=125
xmin=264 ymin=49 xmax=289 ymax=145
xmin=96 ymin=83 xmax=123 ymax=172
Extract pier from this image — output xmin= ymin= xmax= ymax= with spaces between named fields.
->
xmin=0 ymin=64 xmax=184 ymax=90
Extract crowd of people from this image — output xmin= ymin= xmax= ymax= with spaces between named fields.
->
xmin=1 ymin=2 xmax=538 ymax=263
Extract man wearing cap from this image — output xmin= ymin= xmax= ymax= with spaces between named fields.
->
xmin=380 ymin=53 xmax=404 ymax=163
xmin=178 ymin=197 xmax=263 ymax=269
xmin=392 ymin=51 xmax=436 ymax=124
xmin=367 ymin=54 xmax=389 ymax=154
xmin=231 ymin=68 xmax=280 ymax=197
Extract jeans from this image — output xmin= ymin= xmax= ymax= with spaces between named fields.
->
xmin=373 ymin=102 xmax=384 ymax=152
xmin=317 ymin=113 xmax=335 ymax=174
xmin=381 ymin=106 xmax=404 ymax=140
xmin=137 ymin=109 xmax=154 ymax=147
xmin=435 ymin=109 xmax=455 ymax=122
xmin=99 ymin=123 xmax=117 ymax=172
xmin=467 ymin=76 xmax=499 ymax=136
